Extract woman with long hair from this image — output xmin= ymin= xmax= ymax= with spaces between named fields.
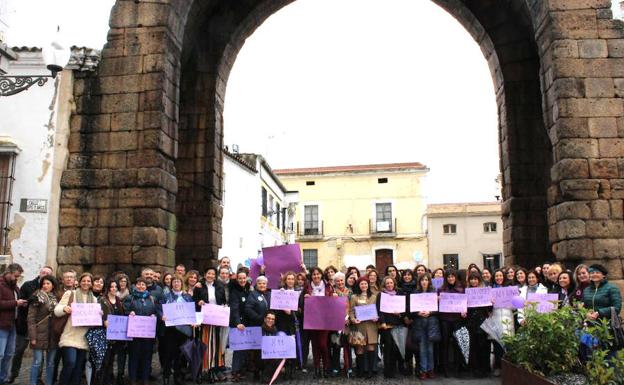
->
xmin=573 ymin=264 xmax=590 ymax=301
xmin=28 ymin=275 xmax=60 ymax=385
xmin=184 ymin=270 xmax=200 ymax=297
xmin=465 ymin=272 xmax=491 ymax=378
xmin=193 ymin=267 xmax=227 ymax=382
xmin=481 ymin=268 xmax=492 ymax=287
xmin=558 ymin=271 xmax=576 ymax=307
xmin=161 ymin=272 xmax=173 ymax=296
xmin=302 ymin=267 xmax=335 ymax=378
xmin=54 ymin=273 xmax=100 ymax=385
xmin=414 ymin=264 xmax=428 ymax=279
xmin=377 ymin=276 xmax=405 ymax=379
xmin=329 ymin=272 xmax=352 ymax=377
xmin=400 ymin=269 xmax=417 ymax=375
xmin=275 ymin=272 xmax=300 ymax=380
xmin=367 ymin=269 xmax=381 ymax=294
xmin=518 ymin=269 xmax=548 ymax=325
xmin=491 ymin=269 xmax=515 ymax=376
xmin=228 ymin=270 xmax=250 ymax=382
xmin=437 ymin=269 xmax=466 ymax=377
xmin=99 ymin=279 xmax=126 ymax=385
xmin=348 ymin=277 xmax=378 ymax=378
xmin=114 ymin=274 xmax=130 ymax=300
xmin=412 ymin=273 xmax=440 ymax=380
xmin=161 ymin=276 xmax=193 ymax=385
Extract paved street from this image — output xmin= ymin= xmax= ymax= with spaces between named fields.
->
xmin=9 ymin=352 xmax=501 ymax=385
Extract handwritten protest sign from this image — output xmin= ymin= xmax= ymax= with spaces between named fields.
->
xmin=491 ymin=286 xmax=519 ymax=308
xmin=439 ymin=292 xmax=467 ymax=313
xmin=202 ymin=304 xmax=230 ymax=327
xmin=162 ymin=302 xmax=196 ymax=327
xmin=466 ymin=287 xmax=492 ymax=308
xmin=354 ymin=304 xmax=378 ymax=321
xmin=261 ymin=335 xmax=297 ymax=359
xmin=263 ymin=244 xmax=304 ymax=289
xmin=127 ymin=315 xmax=156 ymax=338
xmin=379 ymin=293 xmax=406 ymax=313
xmin=106 ymin=315 xmax=132 ymax=341
xmin=270 ymin=290 xmax=300 ymax=311
xmin=228 ymin=327 xmax=262 ymax=350
xmin=409 ymin=293 xmax=438 ymax=312
xmin=526 ymin=293 xmax=559 ymax=313
xmin=303 ymin=296 xmax=347 ymax=331
xmin=71 ymin=303 xmax=102 ymax=327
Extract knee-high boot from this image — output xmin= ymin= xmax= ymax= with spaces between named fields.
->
xmin=355 ymin=353 xmax=364 ymax=378
xmin=366 ymin=351 xmax=376 ymax=378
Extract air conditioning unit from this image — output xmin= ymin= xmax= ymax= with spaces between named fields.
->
xmin=376 ymin=221 xmax=390 ymax=232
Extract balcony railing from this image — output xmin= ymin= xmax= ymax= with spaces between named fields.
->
xmin=296 ymin=221 xmax=324 ymax=238
xmin=369 ymin=218 xmax=397 ymax=237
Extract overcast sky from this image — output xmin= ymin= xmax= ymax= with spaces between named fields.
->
xmin=8 ymin=0 xmax=621 ymax=203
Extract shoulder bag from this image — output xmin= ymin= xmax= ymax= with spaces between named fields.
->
xmin=52 ymin=291 xmax=74 ymax=337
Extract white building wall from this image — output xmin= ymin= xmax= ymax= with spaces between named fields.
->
xmin=220 ymin=157 xmax=261 ymax=270
xmin=0 ymin=51 xmax=60 ymax=280
xmin=428 ymin=213 xmax=503 ymax=270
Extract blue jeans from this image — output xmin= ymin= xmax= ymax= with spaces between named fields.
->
xmin=0 ymin=326 xmax=16 ymax=382
xmin=419 ymin=339 xmax=434 ymax=372
xmin=31 ymin=348 xmax=57 ymax=385
xmin=59 ymin=347 xmax=87 ymax=385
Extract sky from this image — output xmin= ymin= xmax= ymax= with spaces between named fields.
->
xmin=6 ymin=1 xmax=622 ymax=204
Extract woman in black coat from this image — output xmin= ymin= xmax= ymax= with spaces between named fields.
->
xmin=244 ymin=276 xmax=271 ymax=380
xmin=228 ymin=270 xmax=250 ymax=382
xmin=376 ymin=276 xmax=406 ymax=379
xmin=466 ymin=272 xmax=492 ymax=378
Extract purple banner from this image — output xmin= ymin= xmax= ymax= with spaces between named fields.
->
xmin=261 ymin=335 xmax=297 ymax=359
xmin=526 ymin=293 xmax=559 ymax=313
xmin=71 ymin=303 xmax=102 ymax=327
xmin=228 ymin=326 xmax=263 ymax=351
xmin=379 ymin=293 xmax=406 ymax=313
xmin=439 ymin=292 xmax=467 ymax=313
xmin=106 ymin=315 xmax=132 ymax=341
xmin=409 ymin=293 xmax=438 ymax=312
xmin=127 ymin=315 xmax=157 ymax=339
xmin=491 ymin=286 xmax=519 ymax=309
xmin=250 ymin=259 xmax=261 ymax=286
xmin=466 ymin=287 xmax=492 ymax=308
xmin=202 ymin=304 xmax=230 ymax=327
xmin=263 ymin=244 xmax=304 ymax=289
xmin=303 ymin=296 xmax=347 ymax=331
xmin=270 ymin=290 xmax=300 ymax=311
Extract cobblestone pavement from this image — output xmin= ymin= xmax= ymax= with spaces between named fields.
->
xmin=10 ymin=353 xmax=501 ymax=385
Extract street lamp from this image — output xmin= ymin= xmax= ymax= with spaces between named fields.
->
xmin=0 ymin=29 xmax=71 ymax=97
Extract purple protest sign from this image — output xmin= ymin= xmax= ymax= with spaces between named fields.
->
xmin=228 ymin=326 xmax=263 ymax=351
xmin=409 ymin=293 xmax=438 ymax=312
xmin=491 ymin=286 xmax=519 ymax=308
xmin=106 ymin=315 xmax=132 ymax=341
xmin=71 ymin=303 xmax=102 ymax=327
xmin=466 ymin=287 xmax=492 ymax=308
xmin=202 ymin=304 xmax=230 ymax=327
xmin=526 ymin=293 xmax=559 ymax=313
xmin=354 ymin=304 xmax=378 ymax=321
xmin=127 ymin=315 xmax=157 ymax=338
xmin=270 ymin=290 xmax=300 ymax=311
xmin=250 ymin=259 xmax=261 ymax=286
xmin=263 ymin=244 xmax=304 ymax=289
xmin=432 ymin=278 xmax=444 ymax=290
xmin=303 ymin=296 xmax=347 ymax=331
xmin=261 ymin=335 xmax=297 ymax=359
xmin=162 ymin=302 xmax=196 ymax=326
xmin=379 ymin=293 xmax=406 ymax=313
xmin=439 ymin=293 xmax=467 ymax=313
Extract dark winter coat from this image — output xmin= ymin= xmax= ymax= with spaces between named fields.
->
xmin=583 ymin=279 xmax=622 ymax=319
xmin=376 ymin=290 xmax=406 ymax=326
xmin=229 ymin=280 xmax=250 ymax=328
xmin=123 ymin=290 xmax=160 ymax=318
xmin=17 ymin=276 xmax=39 ymax=335
xmin=0 ymin=275 xmax=19 ymax=330
xmin=438 ymin=285 xmax=464 ymax=322
xmin=27 ymin=291 xmax=59 ymax=350
xmin=244 ymin=288 xmax=271 ymax=327
xmin=192 ymin=281 xmax=226 ymax=311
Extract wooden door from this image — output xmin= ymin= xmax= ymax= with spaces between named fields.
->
xmin=375 ymin=249 xmax=393 ymax=274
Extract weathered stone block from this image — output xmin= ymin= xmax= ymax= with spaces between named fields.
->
xmin=554 ymin=58 xmax=624 ymax=78
xmin=97 ymin=208 xmax=133 ymax=227
xmin=556 ymin=98 xmax=624 ymax=118
xmin=556 ymin=138 xmax=599 ymax=159
xmin=590 ymin=200 xmax=611 ymax=219
xmin=557 ymin=219 xmax=587 ymax=239
xmin=132 ymin=246 xmax=170 ymax=265
xmin=598 ymin=138 xmax=624 ymax=157
xmin=555 ymin=201 xmax=592 ymax=220
xmin=589 ymin=159 xmax=619 ymax=178
xmin=548 ymin=0 xmax=612 ymax=10
xmin=132 ymin=227 xmax=167 ymax=246
xmin=95 ymin=246 xmax=133 ymax=264
xmin=560 ymin=179 xmax=600 ymax=200
xmin=110 ymin=228 xmax=133 ymax=245
xmin=593 ymin=239 xmax=621 ymax=258
xmin=585 ymin=78 xmax=614 ymax=97
xmin=98 ymin=56 xmax=143 ymax=77
xmin=610 ymin=200 xmax=624 ymax=218
xmin=608 ymin=40 xmax=624 ymax=58
xmin=553 ymin=78 xmax=585 ymax=97
xmin=579 ymin=39 xmax=608 ymax=58
xmin=111 ymin=112 xmax=138 ymax=131
xmin=58 ymin=228 xmax=81 ymax=246
xmin=59 ymin=209 xmax=98 ymax=227
xmin=552 ymin=40 xmax=579 ymax=58
xmin=57 ymin=246 xmax=95 ymax=265
xmin=612 ymin=179 xmax=624 ymax=199
xmin=80 ymin=228 xmax=109 ymax=246
xmin=552 ymin=117 xmax=590 ymax=139
xmin=555 ymin=239 xmax=593 ymax=260
xmin=615 ymin=79 xmax=624 ymax=98
xmin=586 ymin=219 xmax=624 ymax=237
xmin=101 ymin=93 xmax=140 ymax=114
xmin=588 ymin=117 xmax=618 ymax=138
xmin=552 ymin=159 xmax=589 ymax=181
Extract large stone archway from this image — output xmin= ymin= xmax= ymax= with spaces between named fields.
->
xmin=59 ymin=0 xmax=624 ymax=283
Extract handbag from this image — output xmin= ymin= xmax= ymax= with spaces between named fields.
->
xmin=610 ymin=307 xmax=624 ymax=350
xmin=347 ymin=325 xmax=366 ymax=346
xmin=51 ymin=291 xmax=74 ymax=337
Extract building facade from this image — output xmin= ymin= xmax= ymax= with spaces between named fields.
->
xmin=426 ymin=202 xmax=504 ymax=271
xmin=274 ymin=163 xmax=429 ymax=272
xmin=220 ymin=150 xmax=298 ymax=270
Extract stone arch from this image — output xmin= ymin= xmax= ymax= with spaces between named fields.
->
xmin=60 ymin=0 xmax=624 ymax=285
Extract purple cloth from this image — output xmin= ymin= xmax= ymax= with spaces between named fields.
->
xmin=263 ymin=244 xmax=304 ymax=289
xmin=250 ymin=259 xmax=261 ymax=286
xmin=303 ymin=296 xmax=347 ymax=331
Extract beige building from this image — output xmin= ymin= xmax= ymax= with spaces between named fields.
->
xmin=274 ymin=162 xmax=429 ymax=273
xmin=426 ymin=202 xmax=503 ymax=271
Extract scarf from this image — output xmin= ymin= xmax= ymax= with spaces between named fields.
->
xmin=311 ymin=280 xmax=325 ymax=296
xmin=382 ymin=289 xmax=396 ymax=295
xmin=132 ymin=288 xmax=150 ymax=299
xmin=35 ymin=290 xmax=58 ymax=312
xmin=527 ymin=283 xmax=539 ymax=294
xmin=75 ymin=289 xmax=95 ymax=303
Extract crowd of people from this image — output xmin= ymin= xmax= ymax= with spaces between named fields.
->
xmin=0 ymin=257 xmax=621 ymax=385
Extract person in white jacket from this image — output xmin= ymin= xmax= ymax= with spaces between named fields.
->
xmin=517 ymin=269 xmax=548 ymax=326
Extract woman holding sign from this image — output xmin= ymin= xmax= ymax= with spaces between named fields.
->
xmin=302 ymin=267 xmax=334 ymax=379
xmin=466 ymin=272 xmax=492 ymax=378
xmin=194 ymin=267 xmax=227 ymax=382
xmin=376 ymin=276 xmax=406 ymax=379
xmin=54 ymin=272 xmax=99 ymax=385
xmin=437 ymin=269 xmax=466 ymax=378
xmin=330 ymin=272 xmax=352 ymax=378
xmin=123 ymin=277 xmax=159 ymax=385
xmin=348 ymin=277 xmax=378 ymax=379
xmin=229 ymin=270 xmax=250 ymax=382
xmin=27 ymin=275 xmax=60 ymax=385
xmin=244 ymin=275 xmax=271 ymax=381
xmin=161 ymin=276 xmax=193 ymax=385
xmin=412 ymin=273 xmax=441 ymax=380
xmin=99 ymin=279 xmax=126 ymax=385
xmin=275 ymin=272 xmax=300 ymax=380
